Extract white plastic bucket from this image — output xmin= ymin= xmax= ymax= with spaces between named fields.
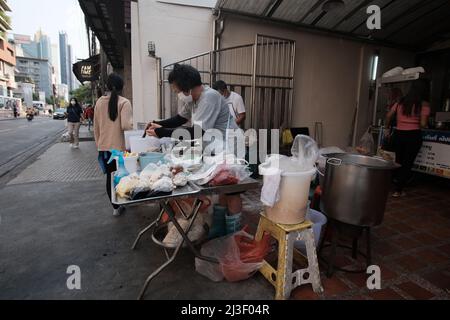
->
xmin=124 ymin=156 xmax=139 ymax=174
xmin=295 ymin=209 xmax=327 ymax=255
xmin=260 ymin=156 xmax=316 ymax=224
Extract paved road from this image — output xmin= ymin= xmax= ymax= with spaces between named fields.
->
xmin=0 ymin=117 xmax=66 ymax=181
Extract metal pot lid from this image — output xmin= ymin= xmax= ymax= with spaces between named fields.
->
xmin=323 ymin=153 xmax=400 ymax=170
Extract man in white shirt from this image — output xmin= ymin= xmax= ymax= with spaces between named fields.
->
xmin=213 ymin=80 xmax=246 ymax=128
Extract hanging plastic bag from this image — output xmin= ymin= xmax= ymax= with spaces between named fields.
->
xmin=195 ymin=227 xmax=270 ymax=282
xmin=356 ymin=128 xmax=375 ymax=156
xmin=291 ymin=135 xmax=319 ymax=170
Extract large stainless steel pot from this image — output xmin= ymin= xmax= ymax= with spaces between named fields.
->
xmin=320 ymin=153 xmax=399 ymax=227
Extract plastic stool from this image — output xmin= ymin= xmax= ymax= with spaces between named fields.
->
xmin=255 ymin=214 xmax=324 ymax=300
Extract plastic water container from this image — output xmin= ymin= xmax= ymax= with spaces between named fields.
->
xmin=124 ymin=155 xmax=139 ymax=174
xmin=139 ymin=152 xmax=166 ymax=170
xmin=295 ymin=209 xmax=327 ymax=255
xmin=261 ymin=156 xmax=317 ymax=224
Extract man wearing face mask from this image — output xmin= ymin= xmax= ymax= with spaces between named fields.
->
xmin=146 ymin=64 xmax=244 ymax=237
xmin=66 ymin=97 xmax=84 ymax=149
xmin=146 ymin=63 xmax=238 ymax=140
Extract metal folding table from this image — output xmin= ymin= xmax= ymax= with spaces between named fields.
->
xmin=111 ymin=176 xmax=260 ymax=299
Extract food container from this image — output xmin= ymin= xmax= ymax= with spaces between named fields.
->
xmin=130 ymin=136 xmax=161 ymax=153
xmin=124 ymin=155 xmax=139 ymax=174
xmin=139 ymin=152 xmax=167 ymax=170
xmin=260 ymin=155 xmax=316 ymax=224
xmin=124 ymin=130 xmax=143 ymax=151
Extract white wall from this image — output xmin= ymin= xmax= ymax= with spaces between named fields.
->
xmin=131 ymin=5 xmax=414 ymax=147
xmin=131 ymin=0 xmax=213 ymax=128
xmin=220 ymin=16 xmax=414 ymax=148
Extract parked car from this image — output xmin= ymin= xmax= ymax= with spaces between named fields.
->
xmin=53 ymin=108 xmax=67 ymax=120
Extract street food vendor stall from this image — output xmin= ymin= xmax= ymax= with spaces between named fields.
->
xmin=373 ymin=68 xmax=450 ymax=181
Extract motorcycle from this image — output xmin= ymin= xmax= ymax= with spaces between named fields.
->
xmin=26 ymin=113 xmax=34 ymax=122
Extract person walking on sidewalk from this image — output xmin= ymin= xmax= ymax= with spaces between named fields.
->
xmin=66 ymin=98 xmax=84 ymax=149
xmin=94 ymin=73 xmax=133 ymax=217
xmin=84 ymin=104 xmax=95 ymax=131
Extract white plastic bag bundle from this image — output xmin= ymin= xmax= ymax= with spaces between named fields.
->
xmin=402 ymin=67 xmax=425 ymax=75
xmin=291 ymin=135 xmax=319 ymax=170
xmin=382 ymin=67 xmax=404 ymax=78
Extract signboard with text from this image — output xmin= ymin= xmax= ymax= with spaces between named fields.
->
xmin=414 ymin=130 xmax=450 ymax=179
xmin=73 ymin=54 xmax=100 ymax=83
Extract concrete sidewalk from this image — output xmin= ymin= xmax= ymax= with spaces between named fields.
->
xmin=0 ymin=140 xmax=273 ymax=300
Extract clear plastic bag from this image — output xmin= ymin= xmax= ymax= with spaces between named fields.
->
xmin=208 ymin=163 xmax=252 ymax=186
xmin=357 ymin=128 xmax=375 ymax=156
xmin=291 ymin=135 xmax=319 ymax=169
xmin=195 ymin=228 xmax=269 ymax=282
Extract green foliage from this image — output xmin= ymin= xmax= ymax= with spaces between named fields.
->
xmin=70 ymin=84 xmax=92 ymax=105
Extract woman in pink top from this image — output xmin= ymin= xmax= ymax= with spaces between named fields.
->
xmin=385 ymin=79 xmax=431 ymax=197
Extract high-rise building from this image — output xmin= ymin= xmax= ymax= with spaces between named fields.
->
xmin=13 ymin=34 xmax=37 ymax=58
xmin=59 ymin=32 xmax=69 ymax=88
xmin=35 ymin=29 xmax=52 ymax=61
xmin=68 ymin=44 xmax=73 ymax=92
xmin=15 ymin=56 xmax=52 ymax=99
xmin=51 ymin=43 xmax=60 ymax=85
xmin=0 ymin=0 xmax=15 ymax=97
xmin=13 ymin=31 xmax=52 ymax=61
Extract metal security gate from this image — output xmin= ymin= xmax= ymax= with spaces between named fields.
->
xmin=162 ymin=34 xmax=295 ymax=131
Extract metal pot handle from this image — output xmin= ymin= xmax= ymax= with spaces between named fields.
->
xmin=316 ymin=168 xmax=325 ymax=176
xmin=327 ymin=158 xmax=342 ymax=166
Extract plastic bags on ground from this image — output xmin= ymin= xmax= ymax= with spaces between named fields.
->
xmin=195 ymin=228 xmax=270 ymax=282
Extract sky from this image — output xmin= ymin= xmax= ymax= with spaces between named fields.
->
xmin=9 ymin=0 xmax=89 ymax=61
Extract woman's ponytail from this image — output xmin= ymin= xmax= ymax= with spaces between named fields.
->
xmin=106 ymin=73 xmax=124 ymax=122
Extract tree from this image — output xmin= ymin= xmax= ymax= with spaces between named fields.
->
xmin=70 ymin=84 xmax=92 ymax=105
xmin=32 ymin=92 xmax=39 ymax=101
xmin=46 ymin=96 xmax=55 ymax=105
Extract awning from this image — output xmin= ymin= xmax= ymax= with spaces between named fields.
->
xmin=73 ymin=55 xmax=100 ymax=83
xmin=215 ymin=0 xmax=450 ymax=51
xmin=78 ymin=0 xmax=130 ymax=69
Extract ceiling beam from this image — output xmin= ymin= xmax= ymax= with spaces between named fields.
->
xmin=297 ymin=0 xmax=326 ymax=24
xmin=384 ymin=1 xmax=449 ymax=40
xmin=220 ymin=8 xmax=417 ymax=51
xmin=332 ymin=0 xmax=374 ymax=30
xmin=370 ymin=0 xmax=439 ymax=37
xmin=262 ymin=0 xmax=284 ymax=18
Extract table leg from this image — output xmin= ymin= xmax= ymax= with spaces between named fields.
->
xmin=138 ymin=199 xmax=206 ymax=299
xmin=138 ymin=234 xmax=185 ymax=300
xmin=132 ymin=207 xmax=165 ymax=250
xmin=138 ymin=198 xmax=221 ymax=299
xmin=161 ymin=200 xmax=218 ymax=264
